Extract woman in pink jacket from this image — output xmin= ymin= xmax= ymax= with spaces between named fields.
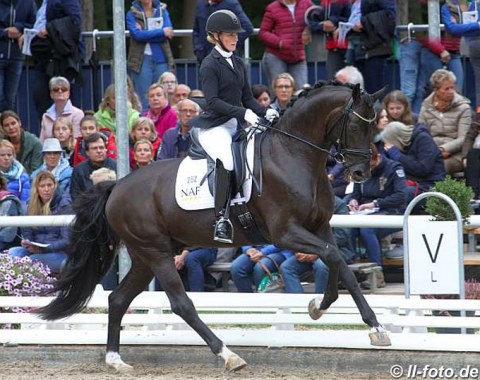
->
xmin=259 ymin=0 xmax=314 ymax=90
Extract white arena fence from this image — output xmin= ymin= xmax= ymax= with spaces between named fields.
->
xmin=0 ymin=214 xmax=478 ymax=351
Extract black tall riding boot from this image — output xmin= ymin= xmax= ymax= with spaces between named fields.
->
xmin=214 ymin=159 xmax=234 ymax=243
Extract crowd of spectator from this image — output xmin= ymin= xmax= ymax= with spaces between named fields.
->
xmin=0 ymin=0 xmax=479 ymax=295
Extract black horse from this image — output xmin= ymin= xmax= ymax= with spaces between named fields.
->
xmin=37 ymin=82 xmax=388 ymax=371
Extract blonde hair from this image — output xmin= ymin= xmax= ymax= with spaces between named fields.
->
xmin=134 ymin=139 xmax=153 ymax=153
xmin=0 ymin=139 xmax=16 ymax=158
xmin=430 ymin=69 xmax=457 ymax=89
xmin=99 ymin=84 xmax=115 ymax=112
xmin=381 ymin=121 xmax=414 ymax=152
xmin=272 ymin=72 xmax=296 ymax=91
xmin=90 ymin=167 xmax=116 ymax=185
xmin=53 ymin=116 xmax=75 ymax=151
xmin=29 ymin=171 xmax=57 ymax=216
xmin=130 ymin=117 xmax=158 ymax=142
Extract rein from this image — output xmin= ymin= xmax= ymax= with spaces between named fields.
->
xmin=259 ymin=95 xmax=376 ymax=166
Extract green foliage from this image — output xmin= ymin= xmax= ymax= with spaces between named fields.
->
xmin=425 ymin=176 xmax=474 ymax=224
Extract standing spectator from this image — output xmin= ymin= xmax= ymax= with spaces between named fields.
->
xmin=52 ymin=117 xmax=76 ymax=165
xmin=30 ymin=138 xmax=73 ymax=195
xmin=0 ymin=0 xmax=36 ymax=112
xmin=0 ymin=111 xmax=43 ymax=174
xmin=158 ymin=70 xmax=177 ymax=104
xmin=70 ymin=133 xmax=117 ymax=200
xmin=192 ymin=0 xmax=253 ymax=64
xmin=9 ymin=171 xmax=72 ymax=274
xmin=94 ymin=84 xmax=140 ymax=133
xmin=231 ymin=244 xmax=293 ymax=292
xmin=259 ymin=0 xmax=314 ymax=90
xmin=157 ymin=98 xmax=199 ymax=160
xmin=335 ymin=65 xmax=364 ymax=87
xmin=382 ymin=121 xmax=446 ymax=203
xmin=281 ymin=196 xmax=356 ymax=294
xmin=462 ymin=114 xmax=480 ymax=199
xmin=346 ymin=0 xmax=396 ymax=95
xmin=418 ymin=69 xmax=471 ymax=175
xmin=126 ymin=0 xmax=175 ymax=111
xmin=251 ymin=84 xmax=272 ymax=107
xmin=347 ymin=144 xmax=407 ymax=289
xmin=30 ymin=0 xmax=83 ymax=125
xmin=73 ymin=115 xmax=117 ymax=167
xmin=142 ymin=83 xmax=177 ymax=139
xmin=0 ymin=175 xmax=23 ymax=251
xmin=39 ymin=76 xmax=84 ymax=142
xmin=132 ymin=140 xmax=154 ymax=169
xmin=0 ymin=139 xmax=30 ymax=207
xmin=271 ymin=73 xmax=296 ymax=112
xmin=306 ymin=0 xmax=352 ymax=80
xmin=128 ymin=117 xmax=161 ymax=169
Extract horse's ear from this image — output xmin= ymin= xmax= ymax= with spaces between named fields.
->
xmin=352 ymin=83 xmax=361 ymax=104
xmin=371 ymin=86 xmax=387 ymax=103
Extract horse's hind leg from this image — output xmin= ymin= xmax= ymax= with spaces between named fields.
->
xmin=105 ymin=258 xmax=154 ymax=371
xmin=152 ymin=256 xmax=246 ymax=372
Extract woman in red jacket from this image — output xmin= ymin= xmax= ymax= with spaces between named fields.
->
xmin=259 ymin=0 xmax=314 ymax=90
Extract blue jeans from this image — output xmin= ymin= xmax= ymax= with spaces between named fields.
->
xmin=281 ymin=255 xmax=329 ymax=294
xmin=231 ymin=252 xmax=287 ymax=293
xmin=9 ymin=246 xmax=67 ymax=273
xmin=399 ymin=40 xmax=422 ymax=107
xmin=447 ymin=53 xmax=463 ymax=95
xmin=0 ymin=59 xmax=23 ymax=112
xmin=357 ymin=55 xmax=387 ymax=95
xmin=468 ymin=38 xmax=480 ymax=108
xmin=351 ymin=227 xmax=400 ymax=266
xmin=185 ymin=248 xmax=217 ymax=292
xmin=129 ymin=55 xmax=168 ymax=111
xmin=261 ymin=52 xmax=308 ymax=90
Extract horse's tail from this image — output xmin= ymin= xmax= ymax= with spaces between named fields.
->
xmin=37 ymin=181 xmax=120 ymax=320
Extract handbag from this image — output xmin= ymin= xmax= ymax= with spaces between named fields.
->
xmin=257 ymin=256 xmax=285 ymax=293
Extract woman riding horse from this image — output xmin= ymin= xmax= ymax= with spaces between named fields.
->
xmin=37 ymin=80 xmax=387 ymax=372
xmin=192 ymin=10 xmax=278 ymax=243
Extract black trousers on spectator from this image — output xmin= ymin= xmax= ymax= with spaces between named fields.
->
xmin=466 ymin=149 xmax=480 ymax=198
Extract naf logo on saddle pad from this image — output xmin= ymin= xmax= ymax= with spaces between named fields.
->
xmin=175 ymin=137 xmax=255 ymax=210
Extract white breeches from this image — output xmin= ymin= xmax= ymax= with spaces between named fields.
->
xmin=197 ymin=118 xmax=237 ymax=171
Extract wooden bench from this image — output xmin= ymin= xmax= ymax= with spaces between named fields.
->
xmin=0 ymin=289 xmax=479 ymax=352
xmin=384 ymin=253 xmax=480 ymax=267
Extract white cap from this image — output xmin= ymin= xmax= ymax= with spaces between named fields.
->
xmin=42 ymin=138 xmax=63 ymax=153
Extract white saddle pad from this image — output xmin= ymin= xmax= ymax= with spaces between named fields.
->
xmin=175 ymin=135 xmax=255 ymax=211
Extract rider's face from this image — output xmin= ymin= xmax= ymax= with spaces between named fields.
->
xmin=218 ymin=32 xmax=238 ymax=52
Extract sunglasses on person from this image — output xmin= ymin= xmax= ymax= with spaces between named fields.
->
xmin=51 ymin=87 xmax=69 ymax=92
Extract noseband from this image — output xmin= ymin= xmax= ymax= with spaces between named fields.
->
xmin=260 ymin=93 xmax=376 ymax=167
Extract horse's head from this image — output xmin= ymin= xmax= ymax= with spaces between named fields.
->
xmin=334 ymin=84 xmax=384 ymax=183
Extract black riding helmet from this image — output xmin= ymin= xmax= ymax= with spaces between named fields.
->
xmin=206 ymin=9 xmax=245 ymax=34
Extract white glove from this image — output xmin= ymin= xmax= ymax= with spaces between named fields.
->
xmin=244 ymin=109 xmax=260 ymax=127
xmin=265 ymin=108 xmax=279 ymax=122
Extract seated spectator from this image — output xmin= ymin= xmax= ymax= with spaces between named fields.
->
xmin=280 ymin=196 xmax=356 ymax=294
xmin=127 ymin=76 xmax=143 ymax=113
xmin=251 ymin=84 xmax=272 ymax=107
xmin=70 ymin=133 xmax=117 ymax=200
xmin=0 ymin=111 xmax=43 ymax=174
xmin=158 ymin=71 xmax=178 ymax=104
xmin=172 ymin=84 xmax=191 ymax=106
xmin=382 ymin=121 xmax=446 ymax=203
xmin=73 ymin=115 xmax=117 ymax=167
xmin=129 ymin=117 xmax=161 ymax=169
xmin=52 ymin=117 xmax=76 ymax=165
xmin=326 ymin=147 xmax=348 ymax=198
xmin=174 ymin=247 xmax=218 ymax=292
xmin=419 ymin=69 xmax=471 ymax=175
xmin=157 ymin=98 xmax=199 ymax=160
xmin=335 ymin=65 xmax=364 ymax=88
xmin=0 ymin=139 xmax=30 ymax=207
xmin=0 ymin=175 xmax=23 ymax=251
xmin=133 ymin=140 xmax=154 ymax=169
xmin=39 ymin=76 xmax=84 ymax=142
xmin=271 ymin=73 xmax=296 ymax=112
xmin=462 ymin=115 xmax=480 ymax=199
xmin=383 ymin=90 xmax=417 ymax=125
xmin=142 ymin=83 xmax=177 ymax=139
xmin=31 ymin=138 xmax=73 ymax=195
xmin=347 ymin=145 xmax=407 ymax=289
xmin=90 ymin=167 xmax=117 ymax=185
xmin=94 ymin=84 xmax=140 ymax=133
xmin=373 ymin=103 xmax=389 ymax=155
xmin=189 ymin=89 xmax=204 ymax=98
xmin=9 ymin=171 xmax=72 ymax=273
xmin=231 ymin=244 xmax=294 ymax=293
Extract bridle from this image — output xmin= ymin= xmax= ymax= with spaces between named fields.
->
xmin=258 ymin=93 xmax=376 ymax=168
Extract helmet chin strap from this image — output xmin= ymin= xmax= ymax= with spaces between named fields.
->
xmin=213 ymin=33 xmax=230 ymax=53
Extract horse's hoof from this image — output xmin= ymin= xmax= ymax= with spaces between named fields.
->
xmin=308 ymin=298 xmax=325 ymax=320
xmin=369 ymin=326 xmax=391 ymax=347
xmin=225 ymin=355 xmax=247 ymax=372
xmin=105 ymin=352 xmax=133 ymax=371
